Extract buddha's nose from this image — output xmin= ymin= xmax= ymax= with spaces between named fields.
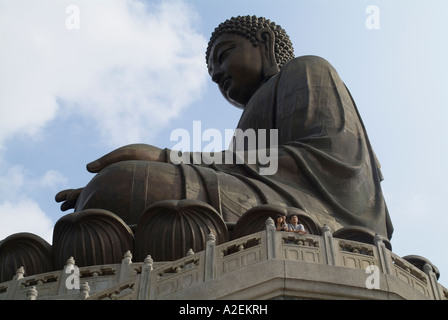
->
xmin=211 ymin=67 xmax=225 ymax=85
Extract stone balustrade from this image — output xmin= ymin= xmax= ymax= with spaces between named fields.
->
xmin=0 ymin=218 xmax=446 ymax=300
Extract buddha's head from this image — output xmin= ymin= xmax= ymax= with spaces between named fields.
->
xmin=206 ymin=16 xmax=294 ymax=109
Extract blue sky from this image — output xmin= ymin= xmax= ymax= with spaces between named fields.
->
xmin=1 ymin=0 xmax=447 ymax=288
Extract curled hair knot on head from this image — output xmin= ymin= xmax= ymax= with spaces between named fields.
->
xmin=206 ymin=15 xmax=295 ymax=70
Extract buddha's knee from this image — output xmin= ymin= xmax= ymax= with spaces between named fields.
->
xmin=75 ymin=160 xmax=183 ymax=225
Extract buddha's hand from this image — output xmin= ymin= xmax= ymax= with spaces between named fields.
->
xmin=55 ymin=188 xmax=83 ymax=211
xmin=86 ymin=143 xmax=167 ymax=173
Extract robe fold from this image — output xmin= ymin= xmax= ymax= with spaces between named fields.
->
xmin=193 ymin=55 xmax=393 ymax=239
xmin=77 ymin=55 xmax=393 ymax=240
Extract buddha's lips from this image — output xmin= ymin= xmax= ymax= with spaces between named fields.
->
xmin=220 ymin=77 xmax=231 ymax=92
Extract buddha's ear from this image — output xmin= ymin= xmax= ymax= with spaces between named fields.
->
xmin=256 ymin=28 xmax=280 ymax=78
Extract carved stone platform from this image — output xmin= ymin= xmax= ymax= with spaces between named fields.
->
xmin=0 ymin=218 xmax=446 ymax=300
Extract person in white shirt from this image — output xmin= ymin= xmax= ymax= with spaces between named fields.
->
xmin=288 ymin=214 xmax=307 ymax=235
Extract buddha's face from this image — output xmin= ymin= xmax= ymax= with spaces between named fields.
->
xmin=208 ymin=33 xmax=266 ymax=108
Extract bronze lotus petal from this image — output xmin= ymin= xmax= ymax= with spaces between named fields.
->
xmin=0 ymin=232 xmax=53 ymax=282
xmin=135 ymin=199 xmax=228 ymax=262
xmin=52 ymin=209 xmax=134 ymax=269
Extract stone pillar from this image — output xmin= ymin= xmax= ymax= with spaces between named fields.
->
xmin=137 ymin=255 xmax=153 ymax=300
xmin=373 ymin=234 xmax=392 ymax=274
xmin=185 ymin=249 xmax=195 ymax=270
xmin=424 ymin=263 xmax=443 ymax=300
xmin=13 ymin=266 xmax=25 ymax=280
xmin=265 ymin=217 xmax=276 ymax=260
xmin=6 ymin=266 xmax=25 ymax=299
xmin=204 ymin=232 xmax=216 ymax=282
xmin=322 ymin=225 xmax=335 ymax=266
xmin=58 ymin=257 xmax=79 ymax=295
xmin=119 ymin=250 xmax=133 ymax=283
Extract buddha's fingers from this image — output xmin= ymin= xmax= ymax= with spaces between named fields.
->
xmin=86 ymin=144 xmax=167 ymax=173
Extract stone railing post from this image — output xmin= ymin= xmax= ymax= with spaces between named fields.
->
xmin=58 ymin=257 xmax=79 ymax=295
xmin=424 ymin=263 xmax=443 ymax=300
xmin=265 ymin=217 xmax=276 ymax=260
xmin=204 ymin=232 xmax=216 ymax=282
xmin=185 ymin=249 xmax=195 ymax=270
xmin=6 ymin=266 xmax=25 ymax=299
xmin=137 ymin=255 xmax=153 ymax=300
xmin=13 ymin=266 xmax=25 ymax=281
xmin=119 ymin=250 xmax=133 ymax=282
xmin=373 ymin=234 xmax=392 ymax=274
xmin=322 ymin=225 xmax=335 ymax=266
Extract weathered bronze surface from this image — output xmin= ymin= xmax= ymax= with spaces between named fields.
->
xmin=1 ymin=16 xmax=395 ymax=278
xmin=134 ymin=200 xmax=229 ymax=261
xmin=0 ymin=233 xmax=53 ymax=282
xmin=52 ymin=209 xmax=134 ymax=270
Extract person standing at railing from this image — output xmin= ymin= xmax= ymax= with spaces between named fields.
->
xmin=288 ymin=214 xmax=307 ymax=235
xmin=275 ymin=214 xmax=289 ymax=232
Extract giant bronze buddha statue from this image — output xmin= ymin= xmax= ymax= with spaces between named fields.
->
xmin=0 ymin=16 xmax=394 ymax=281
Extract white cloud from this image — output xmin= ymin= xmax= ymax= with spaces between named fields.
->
xmin=0 ymin=0 xmax=208 ymax=252
xmin=0 ymin=165 xmax=68 ymax=200
xmin=0 ymin=200 xmax=54 ymax=244
xmin=0 ymin=0 xmax=208 ymax=148
xmin=0 ymin=165 xmax=28 ymax=202
xmin=0 ymin=165 xmax=67 ymax=243
xmin=39 ymin=170 xmax=68 ymax=189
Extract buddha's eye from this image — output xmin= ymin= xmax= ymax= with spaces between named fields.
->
xmin=218 ymin=46 xmax=235 ymax=64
